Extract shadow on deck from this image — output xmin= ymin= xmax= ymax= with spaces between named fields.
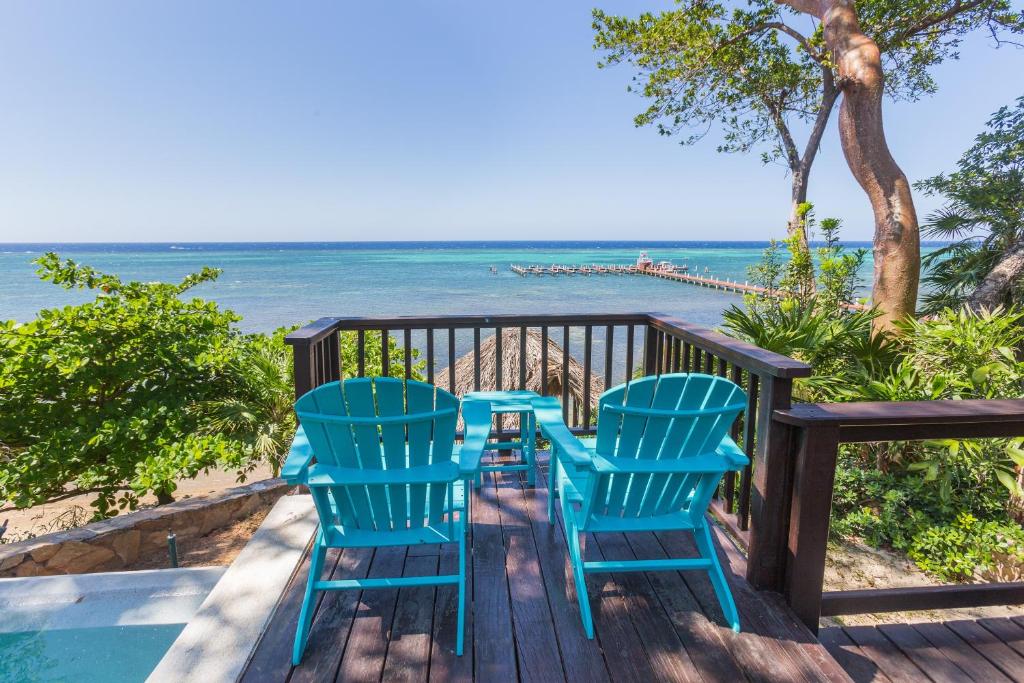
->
xmin=240 ymin=457 xmax=1024 ymax=682
xmin=242 ymin=453 xmax=857 ymax=683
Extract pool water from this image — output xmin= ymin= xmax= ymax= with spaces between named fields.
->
xmin=0 ymin=567 xmax=225 ymax=683
xmin=0 ymin=624 xmax=184 ymax=683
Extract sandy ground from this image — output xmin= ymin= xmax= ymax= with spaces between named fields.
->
xmin=0 ymin=466 xmax=276 ymax=543
xmin=823 ymin=540 xmax=1024 ymax=626
xmin=128 ymin=502 xmax=274 ymax=570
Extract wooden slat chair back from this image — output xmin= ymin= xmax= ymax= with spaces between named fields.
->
xmin=586 ymin=373 xmax=746 ymax=525
xmin=284 ymin=377 xmax=468 ymax=664
xmin=534 ymin=373 xmax=749 ymax=639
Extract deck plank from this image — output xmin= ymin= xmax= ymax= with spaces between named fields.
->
xmin=494 ymin=473 xmax=568 ymax=683
xmin=592 ymin=532 xmax=703 ymax=683
xmin=657 ymin=528 xmax=849 ymax=682
xmin=333 ymin=545 xmax=409 ymax=683
xmin=521 ymin=466 xmax=612 ymax=682
xmin=842 ymin=626 xmax=928 ymax=682
xmin=980 ymin=617 xmax=1024 ymax=660
xmin=911 ymin=621 xmax=1012 ymax=682
xmin=289 ymin=547 xmax=373 ymax=683
xmin=818 ymin=627 xmax=892 ymax=683
xmin=380 ymin=553 xmax=439 ymax=683
xmin=625 ymin=532 xmax=748 ymax=682
xmin=472 ymin=472 xmax=517 ymax=682
xmin=876 ymin=623 xmax=971 ymax=683
xmin=240 ymin=547 xmax=341 ymax=683
xmin=428 ymin=535 xmax=473 ymax=683
xmin=946 ymin=619 xmax=1024 ymax=681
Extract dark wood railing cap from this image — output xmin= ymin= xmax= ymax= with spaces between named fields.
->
xmin=646 ymin=313 xmax=812 ymax=379
xmin=775 ymin=399 xmax=1024 ymax=427
xmin=284 ymin=317 xmax=343 ymax=346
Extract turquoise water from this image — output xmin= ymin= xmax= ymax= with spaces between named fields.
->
xmin=0 ymin=624 xmax=184 ymax=683
xmin=0 ymin=241 xmax=889 ymax=333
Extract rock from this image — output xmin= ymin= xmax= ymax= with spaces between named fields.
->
xmin=0 ymin=553 xmax=25 ymax=572
xmin=45 ymin=541 xmax=116 ymax=574
xmin=29 ymin=544 xmax=60 ymax=563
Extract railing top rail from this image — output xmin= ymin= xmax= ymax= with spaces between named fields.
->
xmin=284 ymin=317 xmax=343 ymax=346
xmin=284 ymin=312 xmax=811 ymax=379
xmin=775 ymin=399 xmax=1024 ymax=428
xmin=647 ymin=313 xmax=812 ymax=379
xmin=285 ymin=313 xmax=652 ymax=343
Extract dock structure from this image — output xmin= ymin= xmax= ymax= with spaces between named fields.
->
xmin=509 ymin=263 xmax=869 ymax=311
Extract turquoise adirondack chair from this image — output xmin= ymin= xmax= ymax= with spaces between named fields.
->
xmin=282 ymin=377 xmax=491 ymax=664
xmin=533 ymin=372 xmax=748 ymax=638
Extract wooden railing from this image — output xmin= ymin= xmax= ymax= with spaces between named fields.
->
xmin=770 ymin=399 xmax=1024 ymax=632
xmin=285 ymin=312 xmax=811 ymax=583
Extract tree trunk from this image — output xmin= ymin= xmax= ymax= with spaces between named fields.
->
xmin=156 ymin=490 xmax=175 ymax=506
xmin=966 ymin=242 xmax=1024 ymax=311
xmin=787 ymin=169 xmax=810 ymax=248
xmin=779 ymin=0 xmax=921 ymax=333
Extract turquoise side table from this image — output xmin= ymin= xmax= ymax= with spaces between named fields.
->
xmin=463 ymin=390 xmax=539 ymax=486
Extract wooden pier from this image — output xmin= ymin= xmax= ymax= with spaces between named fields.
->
xmin=509 ymin=263 xmax=869 ymax=311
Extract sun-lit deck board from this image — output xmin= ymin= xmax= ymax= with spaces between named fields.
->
xmin=242 ymin=454 xmax=850 ymax=682
xmin=821 ymin=619 xmax=1024 ymax=682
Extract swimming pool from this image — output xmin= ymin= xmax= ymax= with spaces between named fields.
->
xmin=0 ymin=567 xmax=225 ymax=683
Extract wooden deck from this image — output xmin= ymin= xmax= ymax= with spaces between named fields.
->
xmin=821 ymin=619 xmax=1024 ymax=682
xmin=241 ymin=456 xmax=853 ymax=683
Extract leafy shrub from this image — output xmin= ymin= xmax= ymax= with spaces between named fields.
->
xmin=0 ymin=255 xmax=425 ymax=520
xmin=0 ymin=254 xmax=244 ymax=516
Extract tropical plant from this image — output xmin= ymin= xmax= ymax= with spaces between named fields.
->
xmin=917 ymin=96 xmax=1024 ymax=314
xmin=0 ymin=254 xmax=244 ymax=516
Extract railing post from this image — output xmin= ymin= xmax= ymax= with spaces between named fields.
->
xmin=643 ymin=323 xmax=659 ymax=376
xmin=291 ymin=339 xmax=316 ymax=400
xmin=745 ymin=374 xmax=797 ymax=592
xmin=784 ymin=423 xmax=841 ymax=633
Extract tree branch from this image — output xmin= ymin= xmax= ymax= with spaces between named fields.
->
xmin=799 ymin=66 xmax=840 ymax=171
xmin=889 ymin=0 xmax=989 ymax=46
xmin=716 ymin=20 xmax=824 ymax=62
xmin=762 ymin=95 xmax=801 ymax=171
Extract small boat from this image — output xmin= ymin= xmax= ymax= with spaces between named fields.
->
xmin=636 ymin=251 xmax=653 ymax=271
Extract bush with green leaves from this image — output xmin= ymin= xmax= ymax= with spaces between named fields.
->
xmin=0 ymin=255 xmax=421 ymax=519
xmin=0 ymin=254 xmax=245 ymax=516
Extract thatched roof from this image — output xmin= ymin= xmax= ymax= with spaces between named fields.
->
xmin=447 ymin=329 xmax=603 ymax=422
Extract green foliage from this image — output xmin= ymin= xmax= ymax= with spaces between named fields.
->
xmin=592 ymin=0 xmax=1023 ymax=165
xmin=593 ymin=1 xmax=823 ymax=165
xmin=0 ymin=255 xmax=427 ymax=519
xmin=723 ymin=206 xmax=874 ymax=394
xmin=0 ymin=254 xmax=243 ymax=516
xmin=916 ymin=96 xmax=1024 ymax=313
xmin=831 ymin=449 xmax=1024 ymax=582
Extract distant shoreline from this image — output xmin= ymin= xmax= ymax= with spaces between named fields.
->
xmin=0 ymin=240 xmax=952 ymax=252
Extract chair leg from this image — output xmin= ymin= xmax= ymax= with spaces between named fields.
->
xmin=562 ymin=497 xmax=594 ymax=639
xmin=547 ymin=446 xmax=558 ymax=525
xmin=695 ymin=523 xmax=741 ymax=632
xmin=457 ymin=523 xmax=467 ymax=655
xmin=524 ymin=414 xmax=536 ymax=486
xmin=292 ymin=529 xmax=327 ymax=665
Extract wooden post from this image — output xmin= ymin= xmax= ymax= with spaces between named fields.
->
xmin=784 ymin=423 xmax=841 ymax=632
xmin=291 ymin=339 xmax=315 ymax=399
xmin=745 ymin=375 xmax=797 ymax=592
xmin=643 ymin=324 xmax=659 ymax=376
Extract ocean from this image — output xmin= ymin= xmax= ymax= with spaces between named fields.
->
xmin=0 ymin=241 xmax=889 ymax=333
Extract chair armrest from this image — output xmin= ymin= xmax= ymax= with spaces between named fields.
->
xmin=717 ymin=437 xmax=750 ymax=470
xmin=589 ymin=437 xmax=749 ymax=474
xmin=531 ymin=396 xmax=595 ymax=470
xmin=281 ymin=426 xmax=314 ymax=484
xmin=458 ymin=399 xmax=492 ymax=475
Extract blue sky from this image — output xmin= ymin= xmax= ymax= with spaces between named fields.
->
xmin=0 ymin=1 xmax=1021 ymax=243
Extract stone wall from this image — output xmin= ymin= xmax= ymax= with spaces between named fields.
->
xmin=0 ymin=479 xmax=290 ymax=577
